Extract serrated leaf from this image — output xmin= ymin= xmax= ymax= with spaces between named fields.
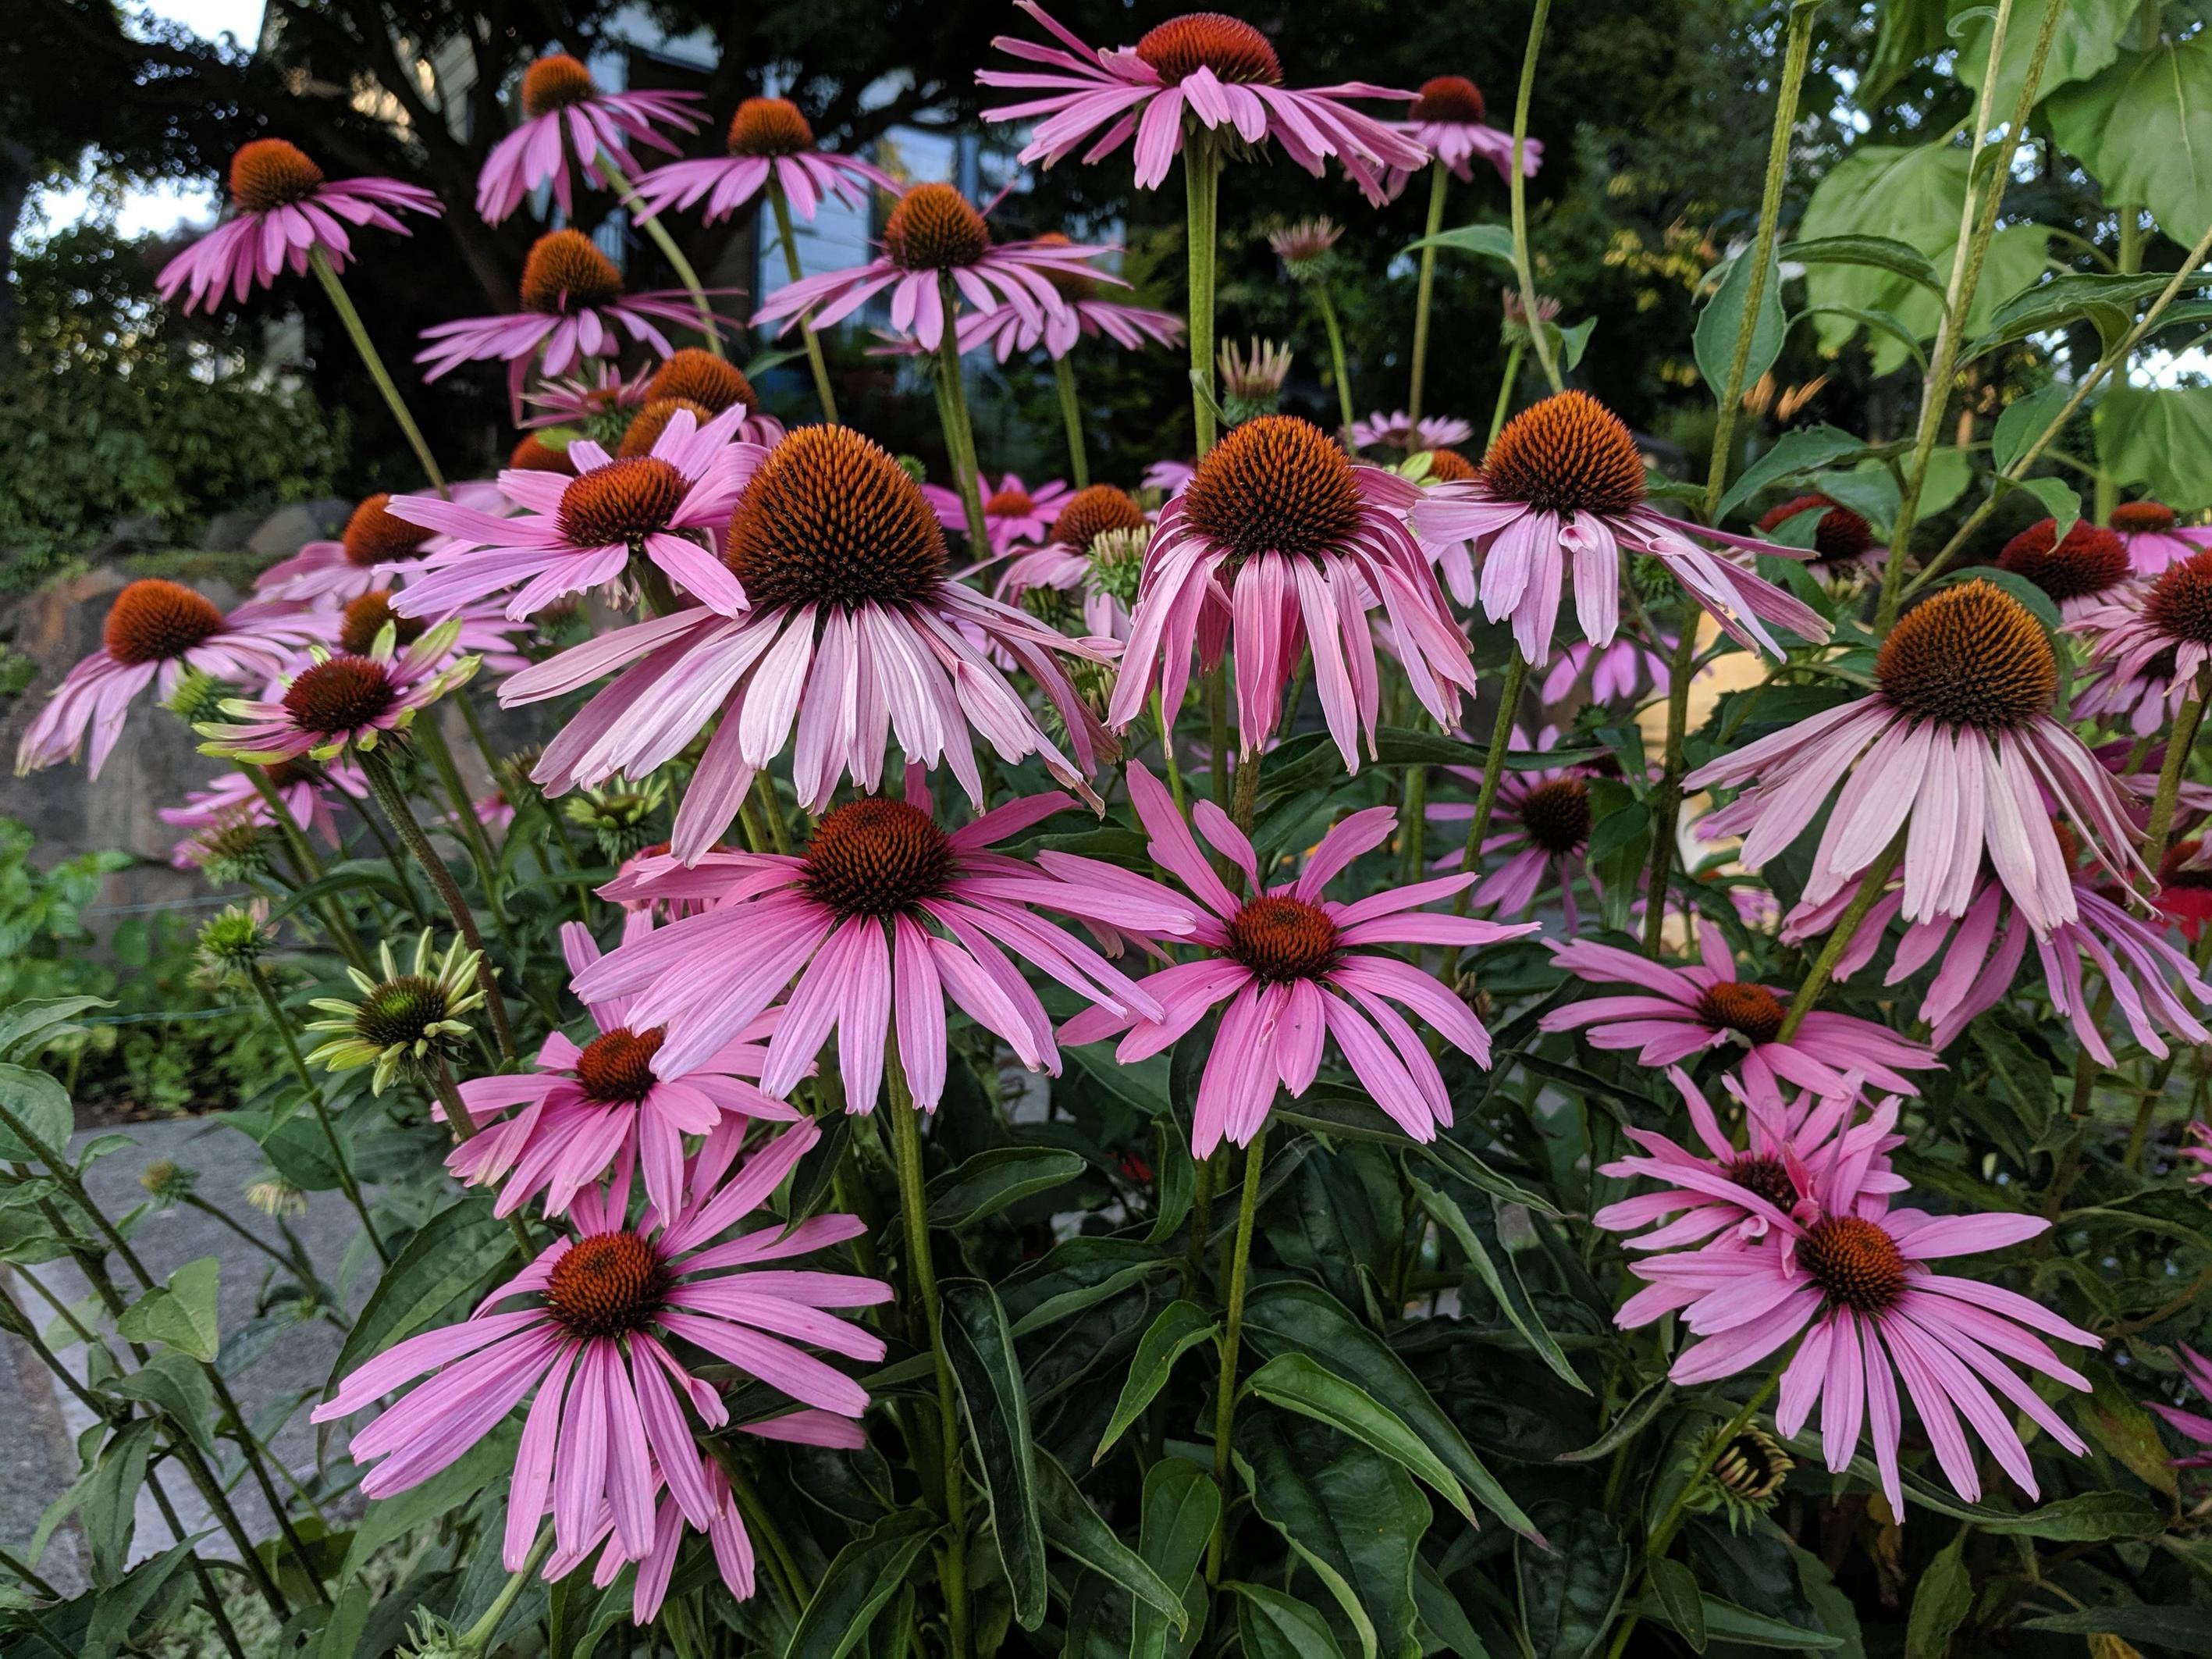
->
xmin=1695 ymin=244 xmax=1784 ymax=406
xmin=1951 ymin=0 xmax=2134 ymax=113
xmin=0 ymin=1062 xmax=74 ymax=1162
xmin=2097 ymin=383 xmax=2212 ymax=512
xmin=1990 ymin=383 xmax=2073 ymax=474
xmin=1716 ymin=425 xmax=1867 ymax=522
xmin=2050 ymin=42 xmax=2212 ymax=245
xmin=116 ymin=1255 xmax=220 ymax=1362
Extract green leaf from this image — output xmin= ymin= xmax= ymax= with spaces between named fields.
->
xmin=1647 ymin=1559 xmax=1706 ymax=1654
xmin=1558 ymin=1379 xmax=1673 ymax=1464
xmin=1951 ymin=0 xmax=2134 ymax=112
xmin=784 ymin=1509 xmax=941 ymax=1659
xmin=1629 ymin=1589 xmax=1845 ymax=1651
xmin=116 ymin=1255 xmax=221 ymax=1362
xmin=1133 ymin=1458 xmax=1218 ymax=1659
xmin=1241 ymin=1279 xmax=1540 ymax=1541
xmin=1515 ymin=1508 xmax=1627 ymax=1659
xmin=0 ymin=1062 xmax=74 ymax=1162
xmin=1695 ymin=243 xmax=1784 ymax=406
xmin=0 ymin=995 xmax=110 ymax=1061
xmin=329 ymin=1196 xmax=515 ymax=1394
xmin=1981 ymin=1490 xmax=2162 ymax=1542
xmin=941 ymin=1277 xmax=1046 ymax=1630
xmin=80 ymin=1419 xmax=157 ymax=1587
xmin=2082 ymin=1367 xmax=2181 ymax=1497
xmin=2050 ymin=42 xmax=2212 ymax=244
xmin=1903 ymin=1526 xmax=1972 ymax=1659
xmin=84 ymin=1539 xmax=197 ymax=1659
xmin=1244 ymin=1355 xmax=1474 ymax=1523
xmin=1780 ymin=236 xmax=1945 ymax=294
xmin=1716 ymin=425 xmax=1866 ymax=522
xmin=340 ymin=1423 xmax=521 ymax=1580
xmin=1990 ymin=383 xmax=2073 ymax=474
xmin=1411 ymin=1177 xmax=1587 ymax=1393
xmin=1403 ymin=224 xmax=1516 ymax=264
xmin=1093 ymin=1298 xmax=1218 ymax=1465
xmin=1929 ymin=560 xmax=2065 ymax=639
xmin=1549 ymin=317 xmax=1598 ymax=371
xmin=1412 ymin=1556 xmax=1495 ymax=1659
xmin=1032 ymin=1450 xmax=1189 ymax=1634
xmin=1968 ymin=270 xmax=2212 ymax=361
xmin=925 ymin=1146 xmax=1086 ymax=1229
xmin=2097 ymin=383 xmax=2212 ymax=512
xmin=1788 ymin=307 xmax=1928 ymax=374
xmin=111 ymin=1349 xmax=217 ymax=1457
xmin=2021 ymin=1605 xmax=2212 ymax=1654
xmin=1230 ymin=1583 xmax=1350 ymax=1659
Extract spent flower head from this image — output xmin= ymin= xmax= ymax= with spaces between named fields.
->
xmin=1268 ymin=217 xmax=1342 ymax=280
xmin=306 ymin=931 xmax=487 ymax=1094
xmin=1218 ymin=337 xmax=1293 ymax=423
xmin=247 ymin=1175 xmax=311 ymax=1219
xmin=139 ymin=1158 xmax=199 ymax=1206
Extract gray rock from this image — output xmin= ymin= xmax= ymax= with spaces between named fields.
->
xmin=247 ymin=499 xmax=350 ymax=561
xmin=200 ymin=510 xmax=264 ymax=553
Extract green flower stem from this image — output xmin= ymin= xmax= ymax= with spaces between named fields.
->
xmin=181 ymin=1191 xmax=346 ymax=1319
xmin=1204 ymin=1123 xmax=1270 ymax=1590
xmin=148 ymin=1476 xmax=251 ymax=1659
xmin=1408 ymin=160 xmax=1449 ymax=429
xmin=357 ymin=743 xmax=517 ymax=1063
xmin=461 ymin=1524 xmax=556 ymax=1650
xmin=416 ymin=718 xmax=513 ymax=935
xmin=753 ymin=771 xmax=794 ymax=857
xmin=1053 ymin=352 xmax=1091 ymax=487
xmin=0 ymin=1544 xmax=59 ymax=1603
xmin=1154 ymin=688 xmax=1190 ymax=817
xmin=1506 ymin=0 xmax=1559 ymax=394
xmin=1451 ymin=648 xmax=1530 ymax=920
xmin=244 ymin=768 xmax=375 ymax=975
xmin=1776 ymin=834 xmax=1906 ymax=1042
xmin=2143 ymin=671 xmax=2208 ymax=872
xmin=934 ymin=273 xmax=992 ymax=553
xmin=1230 ymin=742 xmax=1262 ymax=838
xmin=599 ymin=152 xmax=723 ymax=358
xmin=767 ymin=179 xmax=840 ymax=421
xmin=1400 ymin=758 xmax=1430 ymax=889
xmin=1640 ymin=618 xmax=1705 ymax=956
xmin=1312 ymin=280 xmax=1356 ymax=441
xmin=887 ymin=1058 xmax=972 ymax=1659
xmin=306 ymin=246 xmax=447 ymax=495
xmin=1182 ymin=1152 xmax=1218 ymax=1298
xmin=1184 ymin=128 xmax=1222 ymax=457
xmin=1873 ymin=0 xmax=2061 ymax=629
xmin=1485 ymin=339 xmax=1526 ymax=450
xmin=717 ymin=1447 xmax=813 ymax=1604
xmin=244 ymin=963 xmax=389 ymax=1264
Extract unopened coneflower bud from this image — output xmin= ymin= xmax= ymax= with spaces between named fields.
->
xmin=1019 ymin=584 xmax=1083 ymax=635
xmin=195 ymin=899 xmax=275 ymax=977
xmin=397 ymin=1608 xmax=477 ymax=1659
xmin=1690 ymin=1423 xmax=1794 ymax=1529
xmin=140 ymin=1158 xmax=197 ymax=1204
xmin=184 ymin=813 xmax=272 ymax=883
xmin=163 ymin=668 xmax=234 ymax=727
xmin=565 ymin=774 xmax=670 ymax=862
xmin=305 ymin=931 xmax=486 ymax=1095
xmin=246 ymin=1175 xmax=309 ymax=1219
xmin=1087 ymin=526 xmax=1150 ymax=610
xmin=1268 ymin=216 xmax=1342 ymax=280
xmin=498 ymin=744 xmax=546 ymax=800
xmin=1219 ymin=337 xmax=1293 ymax=424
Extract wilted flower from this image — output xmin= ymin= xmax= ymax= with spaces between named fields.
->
xmin=247 ymin=1176 xmax=311 ymax=1219
xmin=140 ymin=1158 xmax=199 ymax=1205
xmin=305 ymin=931 xmax=487 ymax=1094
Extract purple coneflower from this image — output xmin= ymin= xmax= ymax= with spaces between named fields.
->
xmin=312 ymin=1123 xmax=891 ymax=1569
xmin=475 ymin=52 xmax=703 ymax=224
xmin=390 ymin=404 xmax=762 ymax=621
xmin=1539 ymin=632 xmax=1673 ymax=707
xmin=2150 ymin=1344 xmax=2212 ymax=1469
xmin=1995 ymin=517 xmax=2135 ymax=621
xmin=1619 ymin=1149 xmax=2093 ymax=1511
xmin=978 ymin=5 xmax=1424 ymax=203
xmin=156 ymin=138 xmax=439 ymax=313
xmin=318 ymin=587 xmax=532 ymax=677
xmin=995 ymin=485 xmax=1152 ymax=642
xmin=255 ymin=490 xmax=500 ymax=607
xmin=2108 ymin=500 xmax=2212 ymax=576
xmin=1427 ymin=731 xmax=1600 ymax=930
xmin=956 ymin=232 xmax=1182 ymax=360
xmin=579 ymin=779 xmax=1192 ymax=1110
xmin=1542 ymin=920 xmax=1941 ymax=1101
xmin=1389 ymin=76 xmax=1542 ymax=190
xmin=502 ymin=425 xmax=1115 ymax=853
xmin=2179 ymin=1123 xmax=2212 ymax=1194
xmin=923 ymin=471 xmax=1070 ymax=554
xmin=1412 ymin=391 xmax=1830 ymax=665
xmin=2072 ymin=547 xmax=2212 ymax=734
xmin=417 ymin=230 xmax=734 ymax=418
xmin=1753 ymin=493 xmax=1887 ymax=582
xmin=450 ymin=917 xmax=797 ymax=1219
xmin=1352 ymin=411 xmax=1474 ymax=453
xmin=752 ymin=181 xmax=1102 ymax=352
xmin=16 ymin=582 xmax=322 ymax=778
xmin=161 ymin=758 xmax=365 ymax=860
xmin=195 ymin=620 xmax=478 ymax=765
xmin=629 ymin=95 xmax=895 ymax=225
xmin=1056 ymin=766 xmax=1534 ymax=1155
xmin=1104 ymin=414 xmax=1476 ymax=769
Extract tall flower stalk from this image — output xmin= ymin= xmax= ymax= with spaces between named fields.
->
xmin=1407 ymin=159 xmax=1450 ymax=429
xmin=1185 ymin=129 xmax=1222 ymax=456
xmin=307 ymin=247 xmax=449 ymax=494
xmin=934 ymin=274 xmax=993 ymax=549
xmin=766 ymin=179 xmax=841 ymax=420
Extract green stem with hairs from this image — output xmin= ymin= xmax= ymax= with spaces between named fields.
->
xmin=1776 ymin=835 xmax=1905 ymax=1042
xmin=1203 ymin=1123 xmax=1269 ymax=1590
xmin=1507 ymin=0 xmax=1559 ymax=393
xmin=599 ymin=151 xmax=723 ymax=358
xmin=1312 ymin=281 xmax=1356 ymax=440
xmin=2143 ymin=673 xmax=2208 ymax=872
xmin=306 ymin=246 xmax=446 ymax=495
xmin=1486 ymin=339 xmax=1525 ymax=450
xmin=1640 ymin=618 xmax=1704 ymax=956
xmin=767 ymin=180 xmax=839 ymax=421
xmin=1184 ymin=128 xmax=1222 ymax=456
xmin=933 ymin=273 xmax=992 ymax=552
xmin=461 ymin=1525 xmax=557 ymax=1650
xmin=1408 ymin=160 xmax=1449 ymax=429
xmin=244 ymin=767 xmax=373 ymax=974
xmin=244 ymin=963 xmax=388 ymax=1263
xmin=1053 ymin=353 xmax=1090 ymax=487
xmin=416 ymin=717 xmax=513 ymax=936
xmin=1452 ymin=648 xmax=1530 ymax=920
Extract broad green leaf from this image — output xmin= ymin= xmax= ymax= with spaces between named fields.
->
xmin=925 ymin=1146 xmax=1086 ymax=1229
xmin=2021 ymin=1605 xmax=2212 ymax=1654
xmin=1412 ymin=1177 xmax=1587 ymax=1393
xmin=1093 ymin=1299 xmax=1218 ymax=1465
xmin=329 ymin=1195 xmax=516 ymax=1387
xmin=0 ymin=995 xmax=110 ymax=1061
xmin=1979 ymin=1490 xmax=2161 ymax=1542
xmin=111 ymin=1349 xmax=217 ymax=1457
xmin=2097 ymin=383 xmax=2212 ymax=512
xmin=1629 ymin=1589 xmax=1845 ymax=1651
xmin=1242 ymin=1279 xmax=1540 ymax=1540
xmin=1695 ymin=244 xmax=1784 ymax=405
xmin=784 ymin=1509 xmax=941 ymax=1659
xmin=1785 ymin=1543 xmax=1865 ymax=1659
xmin=80 ymin=1419 xmax=157 ymax=1587
xmin=116 ymin=1255 xmax=221 ymax=1362
xmin=1860 ymin=0 xmax=1949 ymax=105
xmin=1951 ymin=0 xmax=2134 ymax=112
xmin=1411 ymin=1556 xmax=1494 ymax=1659
xmin=1133 ymin=1458 xmax=1218 ymax=1659
xmin=0 ymin=1062 xmax=74 ymax=1162
xmin=1244 ymin=1355 xmax=1474 ymax=1523
xmin=2082 ymin=1366 xmax=2181 ymax=1497
xmin=1903 ymin=1526 xmax=1971 ymax=1659
xmin=1230 ymin=1582 xmax=1350 ymax=1659
xmin=1815 ymin=463 xmax=1903 ymax=534
xmin=1032 ymin=1451 xmax=1188 ymax=1633
xmin=1515 ymin=1508 xmax=1627 ymax=1659
xmin=1550 ymin=317 xmax=1598 ymax=371
xmin=1716 ymin=425 xmax=1866 ymax=522
xmin=941 ymin=1277 xmax=1047 ymax=1630
xmin=1968 ymin=269 xmax=2212 ymax=361
xmin=84 ymin=1539 xmax=197 ymax=1659
xmin=1000 ymin=1237 xmax=1173 ymax=1334
xmin=1647 ymin=1559 xmax=1706 ymax=1654
xmin=1990 ymin=383 xmax=2072 ymax=474
xmin=1403 ymin=224 xmax=1516 ymax=264
xmin=2050 ymin=42 xmax=2212 ymax=244
xmin=1918 ymin=447 xmax=1972 ymax=518
xmin=340 ymin=1422 xmax=521 ymax=1580
xmin=1781 ymin=234 xmax=1946 ymax=294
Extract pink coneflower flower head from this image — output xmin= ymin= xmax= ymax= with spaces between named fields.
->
xmin=1055 ymin=765 xmax=1536 ymax=1155
xmin=1995 ymin=516 xmax=2135 ymax=620
xmin=628 ymin=95 xmax=896 ymax=226
xmin=1538 ymin=632 xmax=1673 ymax=707
xmin=979 ymin=5 xmax=1425 ymax=204
xmin=637 ymin=350 xmax=783 ymax=446
xmin=503 ymin=425 xmax=1117 ymax=850
xmin=2150 ymin=1345 xmax=2212 ymax=1469
xmin=1267 ymin=216 xmax=1342 ymax=277
xmin=15 ymin=581 xmax=323 ymax=778
xmin=1692 ymin=580 xmax=2148 ymax=933
xmin=1352 ymin=411 xmax=1474 ymax=453
xmin=322 ymin=588 xmax=532 ymax=677
xmin=578 ymin=778 xmax=1192 ymax=1112
xmin=194 ymin=618 xmax=478 ymax=764
xmin=2109 ymin=499 xmax=2212 ymax=575
xmin=1391 ymin=75 xmax=1542 ymax=189
xmin=2074 ymin=546 xmax=2212 ymax=735
xmin=311 ymin=1120 xmax=891 ymax=1569
xmin=1104 ymin=414 xmax=1477 ymax=769
xmin=1620 ymin=1176 xmax=2094 ymax=1512
xmin=255 ymin=491 xmax=468 ymax=606
xmin=475 ymin=52 xmax=704 ymax=224
xmin=449 ymin=917 xmax=799 ymax=1218
xmin=1542 ymin=919 xmax=1941 ymax=1101
xmin=1595 ymin=1066 xmax=1904 ymax=1252
xmin=1412 ymin=390 xmax=1830 ymax=666
xmin=156 ymin=138 xmax=439 ymax=314
xmin=389 ymin=403 xmax=762 ymax=621
xmin=2179 ymin=1123 xmax=2212 ymax=1194
xmin=160 ymin=757 xmax=365 ymax=860
xmin=752 ymin=182 xmax=1102 ymax=352
xmin=996 ymin=484 xmax=1152 ymax=642
xmin=1753 ymin=493 xmax=1888 ymax=581
xmin=956 ymin=231 xmax=1183 ymax=361
xmin=1427 ymin=731 xmax=1601 ymax=930
xmin=923 ymin=472 xmax=1071 ymax=554
xmin=417 ymin=230 xmax=735 ymax=418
